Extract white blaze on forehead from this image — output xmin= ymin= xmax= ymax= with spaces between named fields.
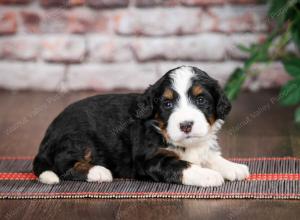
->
xmin=170 ymin=66 xmax=195 ymax=103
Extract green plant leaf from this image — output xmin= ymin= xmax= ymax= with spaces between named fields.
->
xmin=236 ymin=44 xmax=252 ymax=53
xmin=285 ymin=2 xmax=299 ymax=21
xmin=291 ymin=17 xmax=300 ymax=50
xmin=283 ymin=57 xmax=300 ymax=77
xmin=268 ymin=0 xmax=291 ymax=24
xmin=254 ymin=49 xmax=269 ymax=62
xmin=287 ymin=2 xmax=300 ymax=49
xmin=279 ymin=78 xmax=300 ymax=106
xmin=224 ymin=68 xmax=246 ymax=101
xmin=295 ymin=107 xmax=300 ymax=123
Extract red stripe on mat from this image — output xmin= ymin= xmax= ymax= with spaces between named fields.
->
xmin=1 ymin=172 xmax=300 ymax=181
xmin=0 ymin=173 xmax=37 ymax=180
xmin=248 ymin=173 xmax=300 ymax=181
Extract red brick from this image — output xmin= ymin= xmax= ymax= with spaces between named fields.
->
xmin=21 ymin=11 xmax=41 ymax=33
xmin=181 ymin=0 xmax=258 ymax=5
xmin=0 ymin=62 xmax=65 ymax=91
xmin=66 ymin=9 xmax=109 ymax=33
xmin=87 ymin=36 xmax=133 ymax=62
xmin=209 ymin=5 xmax=268 ymax=33
xmin=87 ymin=0 xmax=129 ymax=8
xmin=114 ymin=8 xmax=213 ymax=36
xmin=135 ymin=0 xmax=179 ymax=7
xmin=0 ymin=0 xmax=31 ymax=4
xmin=41 ymin=35 xmax=86 ymax=63
xmin=132 ymin=34 xmax=228 ymax=61
xmin=0 ymin=11 xmax=17 ymax=35
xmin=40 ymin=9 xmax=110 ymax=33
xmin=40 ymin=0 xmax=85 ymax=7
xmin=182 ymin=0 xmax=227 ymax=5
xmin=69 ymin=0 xmax=85 ymax=5
xmin=0 ymin=36 xmax=40 ymax=61
xmin=40 ymin=0 xmax=67 ymax=7
xmin=231 ymin=0 xmax=258 ymax=3
xmin=66 ymin=64 xmax=157 ymax=91
xmin=40 ymin=9 xmax=66 ymax=33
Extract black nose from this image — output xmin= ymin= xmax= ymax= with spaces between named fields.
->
xmin=180 ymin=121 xmax=194 ymax=134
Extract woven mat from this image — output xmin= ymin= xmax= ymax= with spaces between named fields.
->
xmin=0 ymin=157 xmax=299 ymax=199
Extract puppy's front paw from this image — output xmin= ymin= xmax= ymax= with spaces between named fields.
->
xmin=182 ymin=165 xmax=224 ymax=187
xmin=87 ymin=166 xmax=113 ymax=182
xmin=219 ymin=162 xmax=250 ymax=181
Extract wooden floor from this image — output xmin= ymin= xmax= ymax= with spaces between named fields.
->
xmin=0 ymin=89 xmax=299 ymax=220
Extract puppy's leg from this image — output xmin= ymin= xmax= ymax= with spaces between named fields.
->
xmin=61 ymin=164 xmax=113 ymax=183
xmin=182 ymin=165 xmax=224 ymax=187
xmin=138 ymin=149 xmax=224 ymax=187
xmin=59 ymin=155 xmax=113 ymax=183
xmin=54 ymin=146 xmax=113 ymax=183
xmin=86 ymin=165 xmax=113 ymax=182
xmin=207 ymin=155 xmax=250 ymax=181
xmin=33 ymin=155 xmax=60 ymax=184
xmin=39 ymin=170 xmax=60 ymax=185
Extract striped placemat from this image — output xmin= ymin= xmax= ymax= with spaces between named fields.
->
xmin=0 ymin=157 xmax=299 ymax=199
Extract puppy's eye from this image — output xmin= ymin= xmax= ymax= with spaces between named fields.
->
xmin=163 ymin=100 xmax=173 ymax=109
xmin=196 ymin=96 xmax=207 ymax=105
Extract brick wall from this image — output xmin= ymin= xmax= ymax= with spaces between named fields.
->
xmin=0 ymin=0 xmax=292 ymax=91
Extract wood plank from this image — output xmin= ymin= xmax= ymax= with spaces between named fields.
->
xmin=0 ymin=199 xmax=299 ymax=220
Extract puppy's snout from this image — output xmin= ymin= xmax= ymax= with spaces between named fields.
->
xmin=179 ymin=121 xmax=194 ymax=134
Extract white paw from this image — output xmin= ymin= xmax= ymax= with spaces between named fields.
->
xmin=87 ymin=165 xmax=113 ymax=182
xmin=39 ymin=171 xmax=60 ymax=185
xmin=182 ymin=165 xmax=224 ymax=187
xmin=218 ymin=162 xmax=250 ymax=181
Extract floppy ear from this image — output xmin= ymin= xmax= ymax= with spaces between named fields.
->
xmin=133 ymin=74 xmax=168 ymax=119
xmin=134 ymin=85 xmax=156 ymax=119
xmin=214 ymin=85 xmax=232 ymax=120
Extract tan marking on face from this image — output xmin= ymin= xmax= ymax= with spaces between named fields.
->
xmin=155 ymin=113 xmax=170 ymax=142
xmin=192 ymin=85 xmax=203 ymax=96
xmin=162 ymin=88 xmax=174 ymax=100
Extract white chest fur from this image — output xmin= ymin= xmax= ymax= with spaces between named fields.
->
xmin=169 ymin=137 xmax=221 ymax=167
xmin=167 ymin=120 xmax=223 ymax=167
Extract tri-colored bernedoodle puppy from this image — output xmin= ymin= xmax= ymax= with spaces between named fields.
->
xmin=33 ymin=66 xmax=250 ymax=186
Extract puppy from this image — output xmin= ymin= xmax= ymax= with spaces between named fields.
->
xmin=33 ymin=66 xmax=249 ymax=186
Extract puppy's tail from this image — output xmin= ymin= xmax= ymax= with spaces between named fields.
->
xmin=33 ymin=155 xmax=60 ymax=185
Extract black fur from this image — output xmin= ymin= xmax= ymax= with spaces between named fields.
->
xmin=33 ymin=66 xmax=231 ymax=184
xmin=191 ymin=67 xmax=231 ymax=120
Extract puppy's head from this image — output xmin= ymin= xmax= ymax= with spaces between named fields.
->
xmin=135 ymin=66 xmax=231 ymax=147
